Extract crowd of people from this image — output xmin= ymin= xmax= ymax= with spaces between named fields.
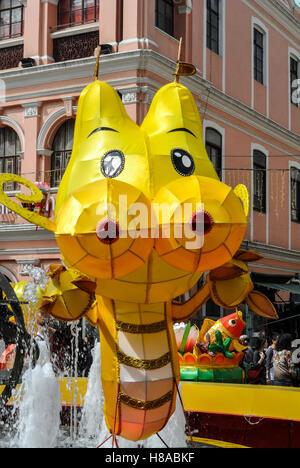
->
xmin=240 ymin=333 xmax=300 ymax=387
xmin=37 ymin=318 xmax=96 ymax=378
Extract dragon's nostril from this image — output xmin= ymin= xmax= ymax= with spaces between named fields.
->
xmin=96 ymin=218 xmax=120 ymax=244
xmin=190 ymin=210 xmax=214 ymax=236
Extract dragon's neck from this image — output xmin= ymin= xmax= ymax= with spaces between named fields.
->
xmin=96 ymin=296 xmax=180 ymax=442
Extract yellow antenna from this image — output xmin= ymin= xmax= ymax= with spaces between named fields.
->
xmin=174 ymin=37 xmax=183 ymax=83
xmin=93 ymin=45 xmax=102 ymax=81
xmin=174 ymin=38 xmax=196 ymax=82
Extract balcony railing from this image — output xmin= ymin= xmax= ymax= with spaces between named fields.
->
xmin=53 ymin=30 xmax=99 ymax=63
xmin=0 ymin=44 xmax=23 ymax=70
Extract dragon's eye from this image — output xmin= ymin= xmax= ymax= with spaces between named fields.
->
xmin=229 ymin=319 xmax=237 ymax=327
xmin=171 ymin=148 xmax=195 ymax=176
xmin=101 ymin=150 xmax=125 ymax=178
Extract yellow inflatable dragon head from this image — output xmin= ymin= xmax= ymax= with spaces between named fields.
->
xmin=0 ymin=77 xmax=248 ymax=304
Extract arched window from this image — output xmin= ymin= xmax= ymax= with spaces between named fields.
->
xmin=51 ymin=119 xmax=75 ymax=187
xmin=0 ymin=126 xmax=21 ymax=191
xmin=205 ymin=127 xmax=222 ymax=178
xmin=57 ymin=0 xmax=99 ymax=30
xmin=253 ymin=150 xmax=267 ymax=213
xmin=0 ymin=0 xmax=24 ymax=40
xmin=290 ymin=55 xmax=300 ymax=107
xmin=291 ymin=167 xmax=300 ymax=223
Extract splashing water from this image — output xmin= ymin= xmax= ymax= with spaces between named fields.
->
xmin=13 ymin=341 xmax=61 ymax=448
xmin=20 ymin=266 xmax=49 ymax=339
xmin=3 ymin=338 xmax=187 ymax=448
xmin=78 ymin=342 xmax=107 ymax=446
xmin=1 ymin=266 xmax=188 ymax=448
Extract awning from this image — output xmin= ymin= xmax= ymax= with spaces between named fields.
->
xmin=251 ymin=272 xmax=294 ymax=284
xmin=253 ymin=282 xmax=300 ymax=295
xmin=251 ymin=272 xmax=300 ymax=295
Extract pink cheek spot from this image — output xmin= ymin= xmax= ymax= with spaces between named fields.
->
xmin=189 ymin=210 xmax=215 ymax=236
xmin=96 ymin=219 xmax=120 ymax=245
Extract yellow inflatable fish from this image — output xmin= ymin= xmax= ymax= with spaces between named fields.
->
xmin=196 ymin=310 xmax=247 ymax=356
xmin=0 ymin=53 xmax=249 ymax=442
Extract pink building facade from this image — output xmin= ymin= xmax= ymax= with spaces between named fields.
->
xmin=0 ymin=0 xmax=299 ymax=328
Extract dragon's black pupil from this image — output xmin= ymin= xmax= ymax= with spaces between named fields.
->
xmin=101 ymin=150 xmax=125 ymax=178
xmin=171 ymin=149 xmax=195 ymax=176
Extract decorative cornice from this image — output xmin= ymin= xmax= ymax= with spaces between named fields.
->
xmin=50 ymin=22 xmax=99 ymax=39
xmin=0 ymin=223 xmax=55 ymax=242
xmin=241 ymin=239 xmax=300 ymax=266
xmin=202 ymin=85 xmax=300 ymax=153
xmin=37 ymin=149 xmax=53 ymax=157
xmin=41 ymin=0 xmax=58 ymax=4
xmin=243 ymin=0 xmax=300 ymax=44
xmin=16 ymin=258 xmax=41 ymax=276
xmin=262 ymin=0 xmax=300 ymax=31
xmin=0 ymin=37 xmax=24 ymax=49
xmin=178 ymin=0 xmax=193 ymax=15
xmin=0 ymin=247 xmax=59 ymax=256
xmin=22 ymin=101 xmax=42 ymax=118
xmin=0 ymin=49 xmax=299 ymax=153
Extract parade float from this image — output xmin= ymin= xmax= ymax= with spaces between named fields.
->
xmin=173 ymin=306 xmax=300 ymax=449
xmin=174 ymin=248 xmax=279 ymax=385
xmin=175 ymin=311 xmax=247 ymax=385
xmin=0 ymin=43 xmax=293 ymax=449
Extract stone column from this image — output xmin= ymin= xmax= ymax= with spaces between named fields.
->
xmin=178 ymin=0 xmax=193 ymax=63
xmin=23 ymin=0 xmax=43 ymax=63
xmin=21 ymin=102 xmax=42 ymax=184
xmin=99 ymin=0 xmax=119 ymax=50
xmin=41 ymin=0 xmax=59 ymax=64
xmin=23 ymin=0 xmax=57 ymax=65
xmin=118 ymin=0 xmax=141 ymax=52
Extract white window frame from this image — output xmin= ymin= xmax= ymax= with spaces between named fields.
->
xmin=289 ymin=161 xmax=300 ymax=250
xmin=203 ymin=120 xmax=225 ymax=182
xmin=251 ymin=143 xmax=269 ymax=244
xmin=203 ymin=0 xmax=226 ymax=92
xmin=288 ymin=47 xmax=300 ymax=130
xmin=251 ymin=18 xmax=269 ymax=117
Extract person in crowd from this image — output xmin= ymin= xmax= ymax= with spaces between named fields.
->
xmin=273 ymin=333 xmax=297 ymax=387
xmin=266 ymin=333 xmax=279 ymax=385
xmin=50 ymin=321 xmax=73 ymax=375
xmin=247 ymin=337 xmax=268 ymax=384
xmin=81 ymin=335 xmax=95 ymax=377
xmin=240 ymin=335 xmax=253 ymax=372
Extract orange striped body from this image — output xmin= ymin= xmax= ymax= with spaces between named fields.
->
xmin=95 ymin=298 xmax=180 ymax=442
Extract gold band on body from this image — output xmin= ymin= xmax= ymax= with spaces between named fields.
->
xmin=117 ymin=351 xmax=171 ymax=370
xmin=116 ymin=320 xmax=166 ymax=334
xmin=119 ymin=390 xmax=173 ymax=411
